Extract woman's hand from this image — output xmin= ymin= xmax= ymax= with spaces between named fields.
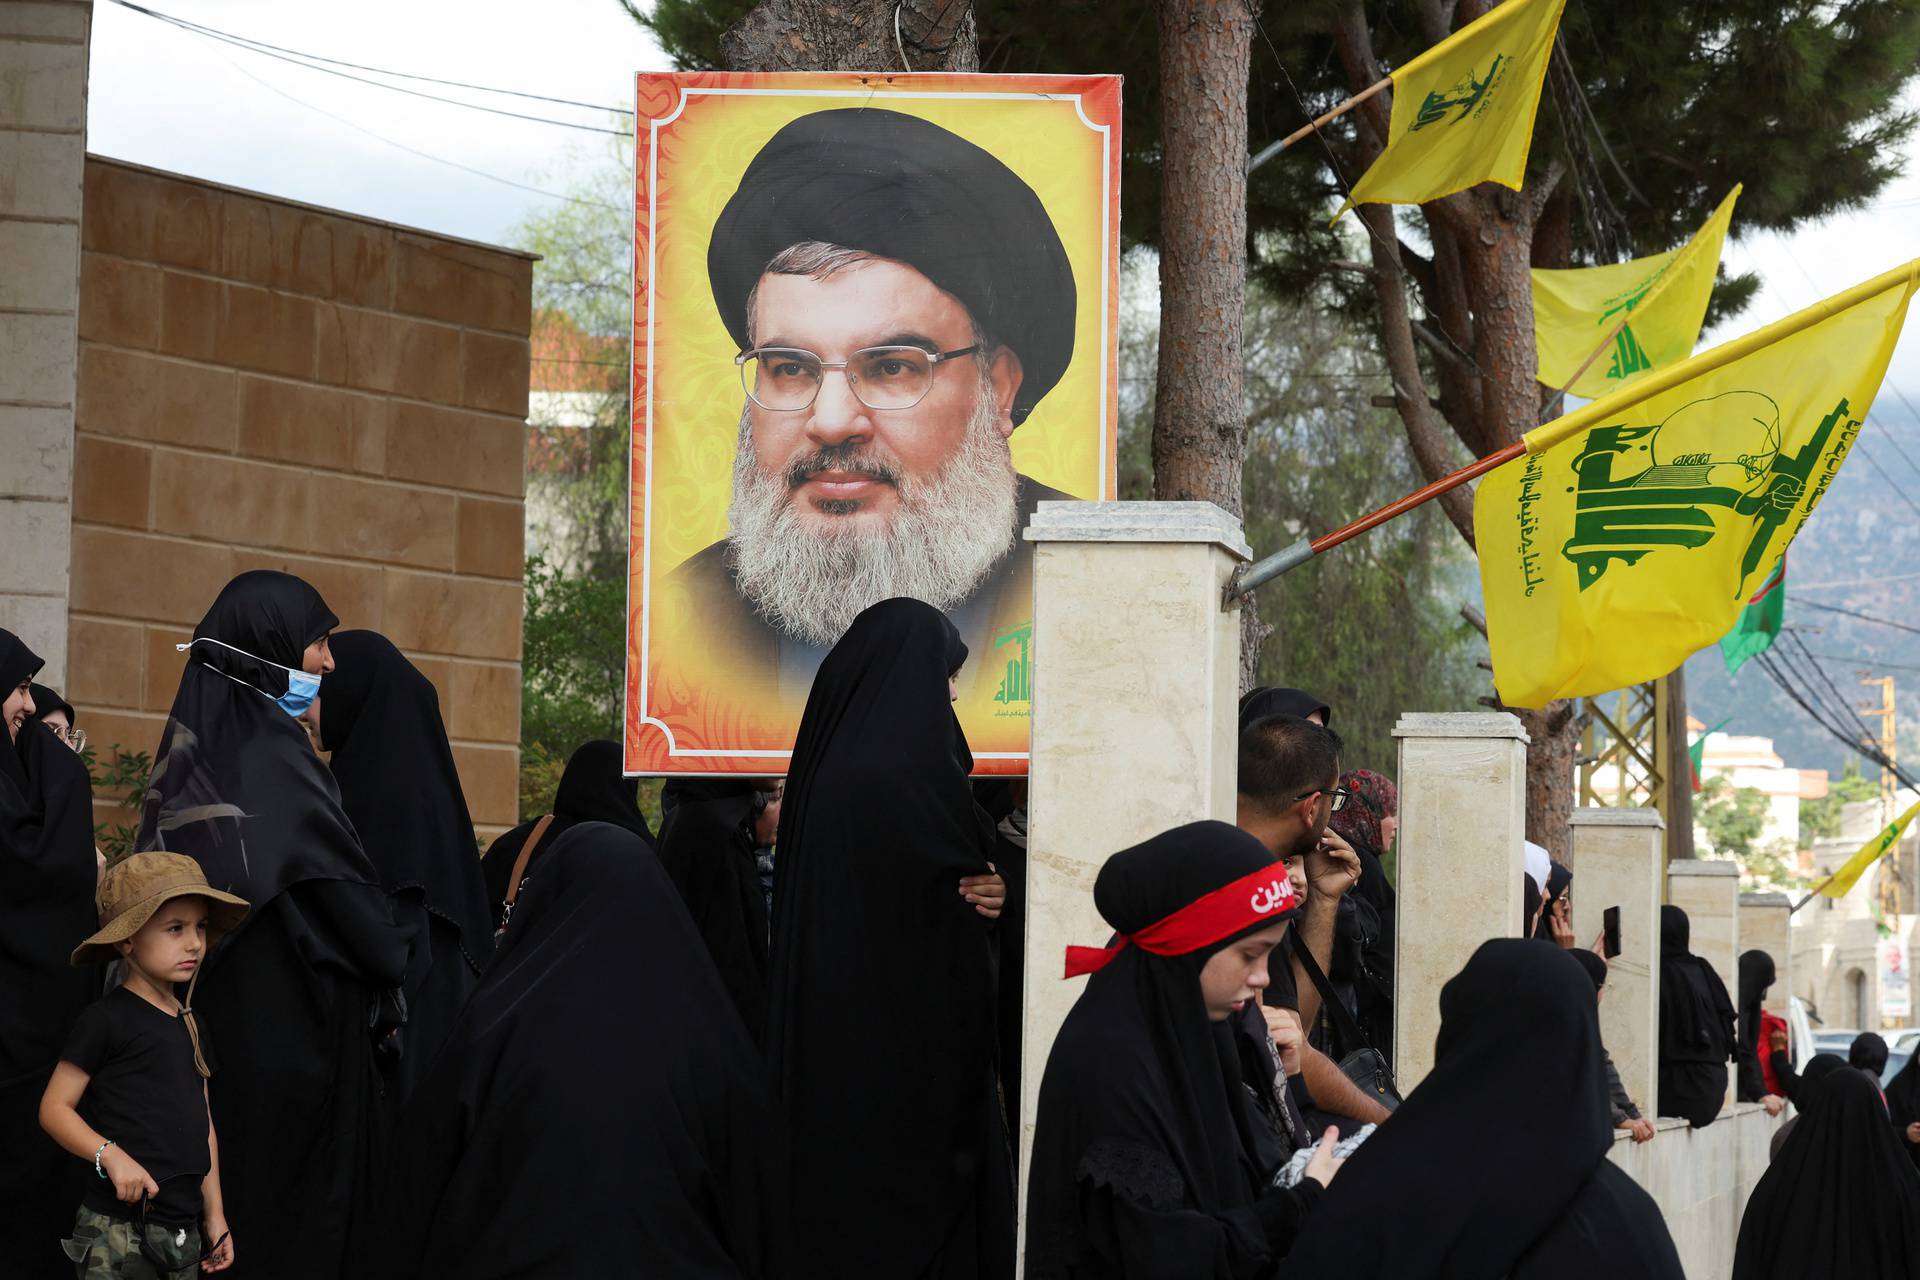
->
xmin=960 ymin=867 xmax=1006 ymax=920
xmin=1262 ymin=1006 xmax=1305 ymax=1077
xmin=1302 ymin=1127 xmax=1346 ymax=1188
xmin=1625 ymin=1118 xmax=1655 ymax=1144
xmin=1761 ymin=1094 xmax=1786 ymax=1118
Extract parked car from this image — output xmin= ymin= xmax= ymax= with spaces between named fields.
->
xmin=1804 ymin=1025 xmax=1920 ymax=1085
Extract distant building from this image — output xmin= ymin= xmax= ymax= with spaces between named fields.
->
xmin=1791 ymin=793 xmax=1920 ymax=1031
xmin=1691 ymin=722 xmax=1829 ymax=854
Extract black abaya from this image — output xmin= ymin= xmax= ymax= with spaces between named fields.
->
xmin=767 ymin=598 xmax=1011 ymax=1279
xmin=138 ymin=571 xmax=409 ymax=1280
xmin=1734 ymin=1066 xmax=1920 ymax=1279
xmin=321 ymin=631 xmax=493 ymax=1102
xmin=1026 ymin=821 xmax=1318 ymax=1280
xmin=655 ymin=778 xmax=770 ymax=1038
xmin=1656 ymin=905 xmax=1736 ymax=1128
xmin=356 ymin=822 xmax=776 ymax=1279
xmin=1887 ymin=1052 xmax=1920 ymax=1172
xmin=0 ymin=632 xmax=101 ymax=1279
xmin=1735 ymin=950 xmax=1777 ymax=1103
xmin=1279 ymin=940 xmax=1683 ymax=1280
xmin=481 ymin=739 xmax=653 ymax=924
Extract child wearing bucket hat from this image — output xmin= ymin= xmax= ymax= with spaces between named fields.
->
xmin=37 ymin=853 xmax=247 ymax=1277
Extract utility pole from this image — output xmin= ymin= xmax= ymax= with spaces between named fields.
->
xmin=1860 ymin=675 xmax=1902 ymax=1030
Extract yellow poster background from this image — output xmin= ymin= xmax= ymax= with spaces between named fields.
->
xmin=627 ymin=72 xmax=1121 ymax=775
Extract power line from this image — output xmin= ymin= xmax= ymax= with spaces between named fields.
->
xmin=108 ymin=0 xmax=630 ymax=136
xmin=1792 ymin=598 xmax=1920 ymax=638
xmin=1753 ymin=648 xmax=1920 ymax=790
xmin=1855 ymin=443 xmax=1920 ymax=521
xmin=216 ymin=55 xmax=623 ymax=213
xmin=1809 ymin=653 xmax=1920 ymax=676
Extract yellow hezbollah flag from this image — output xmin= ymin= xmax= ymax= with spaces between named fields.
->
xmin=1819 ymin=799 xmax=1920 ymax=898
xmin=1476 ymin=260 xmax=1920 ymax=708
xmin=1533 ymin=186 xmax=1742 ymax=398
xmin=1340 ymin=0 xmax=1566 ymax=215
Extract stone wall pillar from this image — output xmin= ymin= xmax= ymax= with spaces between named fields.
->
xmin=1019 ymin=501 xmax=1249 ymax=1199
xmin=1670 ymin=859 xmax=1741 ymax=1112
xmin=1391 ymin=712 xmax=1530 ymax=1090
xmin=0 ymin=1 xmax=89 ymax=681
xmin=1571 ymin=808 xmax=1665 ymax=1124
xmin=1740 ymin=892 xmax=1792 ymax=1018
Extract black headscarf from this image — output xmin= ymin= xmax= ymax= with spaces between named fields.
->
xmin=1532 ymin=861 xmax=1573 ymax=940
xmin=481 ymin=739 xmax=654 ymax=924
xmin=708 ymin=108 xmax=1075 ymax=426
xmin=1736 ymin=950 xmax=1777 ymax=1102
xmin=1280 ymin=940 xmax=1683 ymax=1280
xmin=767 ymin=598 xmax=1009 ymax=1278
xmin=356 ymin=822 xmax=777 ymax=1279
xmin=1734 ymin=1066 xmax=1920 ymax=1280
xmin=1237 ymin=686 xmax=1332 ymax=730
xmin=321 ymin=631 xmax=494 ymax=1101
xmin=1572 ymin=948 xmax=1609 ymax=992
xmin=0 ymin=628 xmax=43 ymax=791
xmin=1884 ymin=1050 xmax=1920 ymax=1172
xmin=1026 ymin=821 xmax=1307 ymax=1280
xmin=655 ymin=778 xmax=770 ymax=1039
xmin=138 ymin=571 xmax=409 ymax=1280
xmin=0 ymin=632 xmax=99 ymax=1278
xmin=1523 ymin=873 xmax=1543 ymax=930
xmin=25 ymin=683 xmax=73 ymax=730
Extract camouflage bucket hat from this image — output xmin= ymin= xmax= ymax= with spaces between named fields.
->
xmin=71 ymin=852 xmax=249 ymax=966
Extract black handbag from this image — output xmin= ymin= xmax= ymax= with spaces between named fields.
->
xmin=1295 ymin=938 xmax=1402 ymax=1130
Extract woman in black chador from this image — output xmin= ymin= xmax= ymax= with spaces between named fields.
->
xmin=1656 ymin=904 xmax=1738 ymax=1128
xmin=1280 ymin=940 xmax=1684 ymax=1280
xmin=766 ymin=598 xmax=1012 ymax=1278
xmin=481 ymin=738 xmax=654 ymax=926
xmin=655 ymin=777 xmax=775 ymax=1039
xmin=0 ymin=629 xmax=99 ymax=1278
xmin=138 ymin=571 xmax=409 ymax=1279
xmin=357 ymin=822 xmax=777 ymax=1279
xmin=1025 ymin=820 xmax=1328 ymax=1279
xmin=318 ymin=630 xmax=494 ymax=1104
xmin=1734 ymin=1065 xmax=1920 ymax=1279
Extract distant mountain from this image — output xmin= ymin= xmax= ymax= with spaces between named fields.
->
xmin=1686 ymin=402 xmax=1920 ymax=777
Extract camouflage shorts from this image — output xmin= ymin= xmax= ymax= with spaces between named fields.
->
xmin=60 ymin=1205 xmax=200 ymax=1280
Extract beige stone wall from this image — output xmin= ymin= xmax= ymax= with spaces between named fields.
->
xmin=0 ymin=1 xmax=90 ymax=685
xmin=68 ymin=157 xmax=531 ymax=837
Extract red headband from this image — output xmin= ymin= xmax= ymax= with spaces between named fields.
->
xmin=1063 ymin=864 xmax=1301 ymax=978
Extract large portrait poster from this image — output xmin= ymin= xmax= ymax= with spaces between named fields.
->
xmin=626 ymin=72 xmax=1121 ymax=776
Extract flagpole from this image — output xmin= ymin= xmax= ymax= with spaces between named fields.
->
xmin=1248 ymin=75 xmax=1391 ymax=174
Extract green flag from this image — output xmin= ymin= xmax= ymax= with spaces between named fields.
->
xmin=1687 ymin=716 xmax=1732 ymax=792
xmin=1721 ymin=557 xmax=1785 ymax=675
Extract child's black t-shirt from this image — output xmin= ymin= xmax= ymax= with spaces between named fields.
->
xmin=59 ymin=985 xmax=211 ymax=1226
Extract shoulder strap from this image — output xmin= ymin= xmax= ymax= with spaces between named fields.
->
xmin=1294 ymin=933 xmax=1375 ymax=1055
xmin=502 ymin=814 xmax=556 ymax=914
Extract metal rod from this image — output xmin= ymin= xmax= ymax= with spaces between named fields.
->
xmin=1247 ymin=74 xmax=1391 ymax=175
xmin=1224 ymin=438 xmax=1528 ymax=602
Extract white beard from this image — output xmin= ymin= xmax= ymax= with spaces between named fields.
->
xmin=726 ymin=394 xmax=1020 ymax=648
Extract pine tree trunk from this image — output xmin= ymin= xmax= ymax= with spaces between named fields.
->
xmin=1151 ymin=0 xmax=1264 ymax=690
xmin=722 ymin=0 xmax=977 ymax=72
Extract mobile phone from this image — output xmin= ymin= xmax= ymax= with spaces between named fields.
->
xmin=1603 ymin=906 xmax=1622 ymax=959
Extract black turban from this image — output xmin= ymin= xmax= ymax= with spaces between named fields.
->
xmin=708 ymin=107 xmax=1076 ymax=426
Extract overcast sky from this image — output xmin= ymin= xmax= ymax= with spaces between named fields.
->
xmin=89 ymin=0 xmax=1920 ymax=412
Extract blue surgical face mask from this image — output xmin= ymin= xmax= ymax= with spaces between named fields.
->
xmin=178 ymin=638 xmax=321 ymax=718
xmin=277 ymin=669 xmax=321 ymax=717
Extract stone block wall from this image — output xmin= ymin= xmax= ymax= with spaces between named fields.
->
xmin=68 ymin=157 xmax=532 ymax=837
xmin=1608 ymin=1103 xmax=1782 ymax=1280
xmin=0 ymin=1 xmax=90 ymax=685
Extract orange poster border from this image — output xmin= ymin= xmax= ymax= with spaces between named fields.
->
xmin=624 ymin=71 xmax=1123 ymax=777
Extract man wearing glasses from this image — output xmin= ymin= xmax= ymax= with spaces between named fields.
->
xmin=1235 ymin=713 xmax=1389 ymax=1129
xmin=669 ymin=107 xmax=1078 ymax=699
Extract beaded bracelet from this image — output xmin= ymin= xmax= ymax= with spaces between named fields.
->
xmin=94 ymin=1139 xmax=115 ymax=1179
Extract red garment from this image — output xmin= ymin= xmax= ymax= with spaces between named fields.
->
xmin=1760 ymin=1010 xmax=1789 ymax=1095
